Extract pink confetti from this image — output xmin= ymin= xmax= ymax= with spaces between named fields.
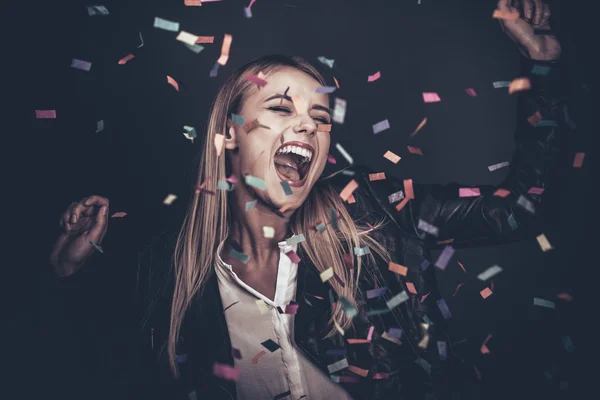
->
xmin=457 ymin=261 xmax=468 ymax=274
xmin=212 ymin=363 xmax=240 ymax=381
xmin=573 ymin=153 xmax=585 ymax=168
xmin=285 ymin=250 xmax=301 ymax=263
xmin=284 ymin=304 xmax=299 ymax=314
xmin=422 ymin=92 xmax=441 ymax=103
xmin=480 ymin=287 xmax=493 ymax=299
xmin=420 ymin=292 xmax=430 ymax=303
xmin=528 ymin=187 xmax=545 ymax=195
xmin=111 ymin=212 xmax=127 ymax=218
xmin=246 ymin=74 xmax=268 ymax=87
xmin=368 ymin=71 xmax=381 ymax=82
xmin=407 ymin=145 xmax=423 ymax=156
xmin=225 ymin=175 xmax=238 ymax=184
xmin=373 ymin=372 xmax=389 ymax=380
xmin=35 ymin=110 xmax=56 ymax=119
xmin=465 ymin=88 xmax=477 ymax=96
xmin=405 ymin=282 xmax=417 ymax=294
xmin=459 ymin=188 xmax=481 ymax=197
xmin=167 ymin=75 xmax=179 ymax=91
xmin=367 ymin=325 xmax=375 ymax=341
xmin=327 ymin=154 xmax=337 ymax=164
xmin=452 ymin=283 xmax=465 ymax=297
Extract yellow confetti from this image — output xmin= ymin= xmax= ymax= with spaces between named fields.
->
xmin=262 ymin=226 xmax=274 ymax=238
xmin=176 ymin=31 xmax=200 ymax=46
xmin=536 ymin=234 xmax=553 ymax=252
xmin=383 ymin=150 xmax=401 ymax=164
xmin=163 ymin=194 xmax=177 ymax=205
xmin=320 ymin=267 xmax=334 ymax=282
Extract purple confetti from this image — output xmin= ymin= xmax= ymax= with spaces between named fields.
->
xmin=434 ymin=246 xmax=455 ymax=270
xmin=366 ymin=287 xmax=388 ymax=299
xmin=436 ymin=298 xmax=452 ymax=319
xmin=71 ymin=58 xmax=92 ymax=71
xmin=386 ymin=328 xmax=403 ymax=339
xmin=421 ymin=259 xmax=431 ymax=270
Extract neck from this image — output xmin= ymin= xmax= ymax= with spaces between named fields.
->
xmin=224 ymin=183 xmax=291 ymax=270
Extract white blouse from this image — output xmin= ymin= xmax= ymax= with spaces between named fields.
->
xmin=215 ymin=240 xmax=354 ymax=400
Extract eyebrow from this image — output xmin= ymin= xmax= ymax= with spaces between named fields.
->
xmin=264 ymin=93 xmax=331 ymax=115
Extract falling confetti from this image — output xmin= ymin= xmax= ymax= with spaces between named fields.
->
xmin=536 ymin=234 xmax=553 ymax=252
xmin=327 ymin=358 xmax=349 ymax=374
xmin=185 ymin=0 xmax=202 ymax=6
xmin=422 ymin=92 xmax=441 ymax=103
xmin=217 ymin=34 xmax=233 ymax=65
xmin=212 ymin=363 xmax=240 ymax=381
xmin=280 ymin=181 xmax=293 ymax=195
xmin=368 ymin=172 xmax=386 ymax=181
xmin=509 ymin=77 xmax=531 ymax=94
xmin=36 ymin=110 xmax=56 ymax=119
xmin=332 ymin=98 xmax=347 ymax=124
xmin=285 ymin=250 xmax=301 ymax=263
xmin=407 ymin=145 xmax=423 ymax=155
xmin=71 ymin=58 xmax=92 ymax=71
xmin=368 ymin=71 xmax=381 ymax=82
xmin=386 ymin=291 xmax=409 ymax=309
xmin=354 ymin=246 xmax=371 ymax=256
xmin=410 ymin=117 xmax=427 ymax=137
xmin=527 ymin=110 xmax=543 ymax=126
xmin=435 ymin=246 xmax=455 ymax=270
xmin=367 ymin=287 xmax=388 ymax=299
xmin=163 ymin=194 xmax=177 ymax=205
xmin=183 ymin=126 xmax=196 ymax=142
xmin=418 ymin=219 xmax=439 ymax=236
xmin=465 ymin=88 xmax=477 ymax=96
xmin=245 ymin=200 xmax=257 ymax=212
xmin=154 ymin=17 xmax=180 ymax=32
xmin=185 ymin=43 xmax=204 ymax=53
xmin=246 ymin=74 xmax=268 ymax=87
xmin=528 ymin=187 xmax=545 ymax=195
xmin=494 ymin=188 xmax=511 ymax=198
xmin=111 ymin=212 xmax=127 ymax=218
xmin=488 ymin=161 xmax=510 ymax=171
xmin=383 ymin=150 xmax=401 ymax=164
xmin=405 ymin=282 xmax=417 ymax=294
xmin=480 ymin=287 xmax=493 ymax=299
xmin=388 ymin=261 xmax=408 ymax=276
xmin=118 ymin=54 xmax=134 ymax=64
xmin=87 ymin=5 xmax=109 ymax=16
xmin=339 ymin=179 xmax=358 ymax=201
xmin=89 ymin=241 xmax=104 ymax=254
xmin=318 ymin=56 xmax=335 ymax=68
xmin=320 ymin=268 xmax=334 ymax=282
xmin=478 ymin=265 xmax=503 ymax=281
xmin=573 ymin=153 xmax=585 ymax=168
xmin=167 ymin=75 xmax=180 ymax=91
xmin=317 ymin=124 xmax=332 ymax=132
xmin=316 ymin=86 xmax=336 ymax=93
xmin=493 ymin=81 xmax=510 ymax=89
xmin=388 ymin=190 xmax=405 ymax=204
xmin=176 ymin=31 xmax=200 ymax=46
xmin=533 ymin=297 xmax=556 ymax=309
xmin=459 ymin=188 xmax=481 ymax=197
xmin=436 ymin=298 xmax=452 ymax=319
xmin=196 ymin=36 xmax=215 ymax=43
xmin=335 ymin=143 xmax=353 ymax=164
xmin=230 ymin=249 xmax=250 ymax=264
xmin=285 ymin=234 xmax=305 ymax=246
xmin=138 ymin=32 xmax=144 ymax=48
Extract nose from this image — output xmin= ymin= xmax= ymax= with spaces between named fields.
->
xmin=292 ymin=115 xmax=317 ymax=136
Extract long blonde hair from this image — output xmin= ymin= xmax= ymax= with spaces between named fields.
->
xmin=168 ymin=55 xmax=391 ymax=376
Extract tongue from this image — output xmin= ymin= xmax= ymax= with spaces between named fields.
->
xmin=274 ymin=154 xmax=301 ymax=181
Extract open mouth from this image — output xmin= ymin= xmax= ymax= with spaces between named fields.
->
xmin=273 ymin=141 xmax=315 ymax=187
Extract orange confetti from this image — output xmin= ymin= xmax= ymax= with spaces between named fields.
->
xmin=509 ymin=77 xmax=531 ymax=94
xmin=347 ymin=193 xmax=356 ymax=204
xmin=383 ymin=150 xmax=401 ymax=164
xmin=452 ymin=282 xmax=465 ymax=296
xmin=438 ymin=238 xmax=454 ymax=245
xmin=494 ymin=188 xmax=511 ymax=198
xmin=214 ymin=133 xmax=225 ymax=156
xmin=279 ymin=204 xmax=292 ymax=213
xmin=167 ymin=75 xmax=179 ymax=91
xmin=410 ymin=117 xmax=427 ymax=137
xmin=251 ymin=350 xmax=266 ymax=364
xmin=348 ymin=365 xmax=369 ymax=377
xmin=111 ymin=212 xmax=127 ymax=218
xmin=185 ymin=0 xmax=202 ymax=5
xmin=388 ymin=262 xmax=408 ymax=276
xmin=573 ymin=152 xmax=585 ymax=168
xmin=196 ymin=36 xmax=215 ymax=44
xmin=369 ymin=172 xmax=386 ymax=181
xmin=317 ymin=124 xmax=332 ymax=132
xmin=407 ymin=146 xmax=423 ymax=156
xmin=217 ymin=33 xmax=232 ymax=65
xmin=395 ymin=197 xmax=410 ymax=212
xmin=243 ymin=119 xmax=260 ymax=132
xmin=457 ymin=261 xmax=467 ymax=274
xmin=557 ymin=292 xmax=573 ymax=301
xmin=405 ymin=282 xmax=417 ymax=294
xmin=404 ymin=179 xmax=414 ymax=199
xmin=333 ymin=76 xmax=340 ymax=88
xmin=527 ymin=110 xmax=543 ymax=126
xmin=492 ymin=9 xmax=520 ymax=21
xmin=118 ymin=54 xmax=134 ymax=65
xmin=480 ymin=287 xmax=493 ymax=299
xmin=339 ymin=179 xmax=359 ymax=201
xmin=347 ymin=339 xmax=370 ymax=344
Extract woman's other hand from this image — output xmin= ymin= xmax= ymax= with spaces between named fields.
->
xmin=497 ymin=0 xmax=561 ymax=61
xmin=50 ymin=195 xmax=110 ymax=277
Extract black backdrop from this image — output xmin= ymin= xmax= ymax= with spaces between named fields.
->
xmin=17 ymin=0 xmax=593 ymax=399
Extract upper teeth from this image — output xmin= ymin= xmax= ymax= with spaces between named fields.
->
xmin=276 ymin=145 xmax=313 ymax=161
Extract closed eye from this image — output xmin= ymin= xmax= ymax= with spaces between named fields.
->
xmin=268 ymin=106 xmax=329 ymax=124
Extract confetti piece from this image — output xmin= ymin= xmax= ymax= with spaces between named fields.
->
xmin=527 ymin=110 xmax=543 ymax=126
xmin=183 ymin=125 xmax=196 ymax=141
xmin=435 ymin=246 xmax=454 ymax=270
xmin=388 ymin=261 xmax=408 ymax=276
xmin=94 ymin=120 xmax=104 ymax=133
xmin=436 ymin=298 xmax=452 ymax=319
xmin=332 ymin=98 xmax=347 ymax=124
xmin=341 ymin=169 xmax=355 ymax=176
xmin=327 ymin=358 xmax=348 ymax=374
xmin=415 ymin=358 xmax=431 ymax=374
xmin=372 ymin=119 xmax=390 ymax=134
xmin=516 ymin=195 xmax=535 ymax=214
xmin=404 ymin=179 xmax=414 ymax=199
xmin=410 ymin=117 xmax=427 ymax=137
xmin=89 ymin=240 xmax=104 ymax=253
xmin=163 ymin=194 xmax=177 ymax=205
xmin=395 ymin=197 xmax=410 ymax=212
xmin=531 ymin=65 xmax=551 ymax=76
xmin=196 ymin=36 xmax=215 ymax=44
xmin=368 ymin=71 xmax=381 ymax=82
xmin=481 ymin=345 xmax=490 ymax=355
xmin=326 ymin=154 xmax=337 ymax=165
xmin=492 ymin=9 xmax=520 ymax=21
xmin=456 ymin=261 xmax=467 ymax=274
xmin=422 ymin=92 xmax=441 ymax=103
xmin=167 ymin=75 xmax=180 ymax=91
xmin=35 ymin=110 xmax=56 ymax=119
xmin=246 ymin=74 xmax=268 ymax=87
xmin=230 ymin=249 xmax=250 ymax=264
xmin=480 ymin=287 xmax=493 ymax=299
xmin=477 ymin=265 xmax=503 ymax=281
xmin=154 ymin=17 xmax=179 ymax=32
xmin=465 ymin=88 xmax=477 ymax=96
xmin=261 ymin=339 xmax=280 ymax=352
xmin=373 ymin=373 xmax=389 ymax=380
xmin=488 ymin=161 xmax=510 ymax=171
xmin=459 ymin=188 xmax=481 ymax=197
xmin=213 ymin=363 xmax=239 ymax=381
xmin=335 ymin=143 xmax=353 ymax=165
xmin=348 ymin=365 xmax=369 ymax=377
xmin=316 ymin=267 xmax=332 ymax=282
xmin=318 ymin=56 xmax=335 ymax=68
xmin=333 ymin=76 xmax=340 ymax=88
xmin=315 ymin=223 xmax=327 ymax=232
xmin=285 ymin=250 xmax=301 ymax=263
xmin=368 ymin=172 xmax=386 ymax=181
xmin=557 ymin=292 xmax=573 ymax=301
xmin=316 ymin=86 xmax=336 ymax=93
xmin=176 ymin=353 xmax=188 ymax=363
xmin=452 ymin=283 xmax=465 ymax=296
xmin=245 ymin=200 xmax=257 ymax=212
xmin=111 ymin=212 xmax=127 ymax=218
xmin=387 ymin=190 xmax=405 ymax=204
xmin=508 ymin=214 xmax=518 ymax=231
xmin=494 ymin=188 xmax=511 ymax=198
xmin=382 ymin=150 xmax=401 ymax=164
xmin=286 ymin=234 xmax=305 ymax=245
xmin=418 ymin=219 xmax=439 ymax=236
xmin=217 ymin=181 xmax=231 ymax=190
xmin=291 ymin=95 xmax=308 ymax=114
xmin=71 ymin=58 xmax=91 ymax=71
xmin=437 ymin=341 xmax=447 ymax=360
xmin=118 ymin=54 xmax=134 ymax=65
xmin=536 ymin=234 xmax=553 ymax=252
xmin=405 ymin=282 xmax=417 ymax=294
xmin=279 ymin=181 xmax=293 ymax=196
xmin=185 ymin=43 xmax=205 ymax=53
xmin=339 ymin=179 xmax=358 ymax=201
xmin=176 ymin=31 xmax=200 ymax=46
xmin=87 ymin=5 xmax=109 ymax=16
xmin=213 ymin=133 xmax=225 ymax=156
xmin=493 ymin=81 xmax=510 ymax=89
xmin=386 ymin=291 xmax=409 ymax=309
xmin=368 ymin=308 xmax=393 ymax=317
xmin=528 ymin=187 xmax=544 ymax=195
xmin=562 ymin=336 xmax=575 ymax=352
xmin=284 ymin=303 xmax=299 ymax=314
xmin=438 ymin=238 xmax=454 ymax=245
xmin=420 ymin=292 xmax=431 ymax=303
xmin=243 ymin=7 xmax=252 ymax=18
xmin=533 ymin=297 xmax=555 ymax=309
xmin=421 ymin=260 xmax=431 ymax=271
xmin=407 ymin=146 xmax=423 ymax=156
xmin=217 ymin=34 xmax=232 ymax=65
xmin=329 ymin=208 xmax=339 ymax=230
xmin=317 ymin=124 xmax=332 ymax=132
xmin=573 ymin=153 xmax=585 ymax=167
xmin=339 ymin=297 xmax=358 ymax=318
xmin=231 ymin=113 xmax=244 ymax=125
xmin=251 ymin=350 xmax=266 ymax=364
xmin=255 ymin=300 xmax=270 ymax=314
xmin=185 ymin=0 xmax=202 ymax=5
xmin=137 ymin=31 xmax=144 ymax=48
xmin=508 ymin=77 xmax=532 ymax=95
xmin=245 ymin=175 xmax=266 ymax=190
xmin=259 ymin=226 xmax=274 ymax=239
xmin=354 ymin=246 xmax=371 ymax=256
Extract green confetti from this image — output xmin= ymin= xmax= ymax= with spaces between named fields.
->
xmin=96 ymin=120 xmax=104 ymax=133
xmin=354 ymin=246 xmax=371 ymax=256
xmin=245 ymin=200 xmax=257 ymax=212
xmin=217 ymin=181 xmax=231 ymax=190
xmin=89 ymin=240 xmax=104 ymax=254
xmin=339 ymin=296 xmax=358 ymax=318
xmin=318 ymin=56 xmax=335 ymax=68
xmin=245 ymin=175 xmax=267 ymax=191
xmin=153 ymin=17 xmax=179 ymax=32
xmin=285 ymin=234 xmax=305 ymax=245
xmin=229 ymin=249 xmax=250 ymax=264
xmin=280 ymin=181 xmax=293 ymax=195
xmin=231 ymin=113 xmax=245 ymax=125
xmin=184 ymin=43 xmax=204 ymax=53
xmin=87 ymin=5 xmax=109 ymax=16
xmin=315 ymin=223 xmax=326 ymax=232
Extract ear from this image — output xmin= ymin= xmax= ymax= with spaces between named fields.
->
xmin=224 ymin=120 xmax=238 ymax=150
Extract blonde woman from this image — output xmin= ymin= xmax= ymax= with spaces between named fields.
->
xmin=50 ymin=1 xmax=568 ymax=399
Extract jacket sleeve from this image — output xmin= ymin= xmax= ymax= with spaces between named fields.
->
xmin=358 ymin=56 xmax=572 ymax=249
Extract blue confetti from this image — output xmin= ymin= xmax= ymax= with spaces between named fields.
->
xmin=280 ymin=181 xmax=293 ymax=195
xmin=231 ymin=113 xmax=245 ymax=125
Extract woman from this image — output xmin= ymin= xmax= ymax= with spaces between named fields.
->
xmin=49 ymin=1 xmax=569 ymax=399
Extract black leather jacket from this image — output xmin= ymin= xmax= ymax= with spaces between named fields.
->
xmin=53 ymin=57 xmax=570 ymax=400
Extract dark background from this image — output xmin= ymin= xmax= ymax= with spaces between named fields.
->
xmin=14 ymin=0 xmax=593 ymax=398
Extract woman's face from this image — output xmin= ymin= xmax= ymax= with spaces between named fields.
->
xmin=225 ymin=67 xmax=331 ymax=211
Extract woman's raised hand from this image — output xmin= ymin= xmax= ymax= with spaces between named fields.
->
xmin=50 ymin=195 xmax=110 ymax=277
